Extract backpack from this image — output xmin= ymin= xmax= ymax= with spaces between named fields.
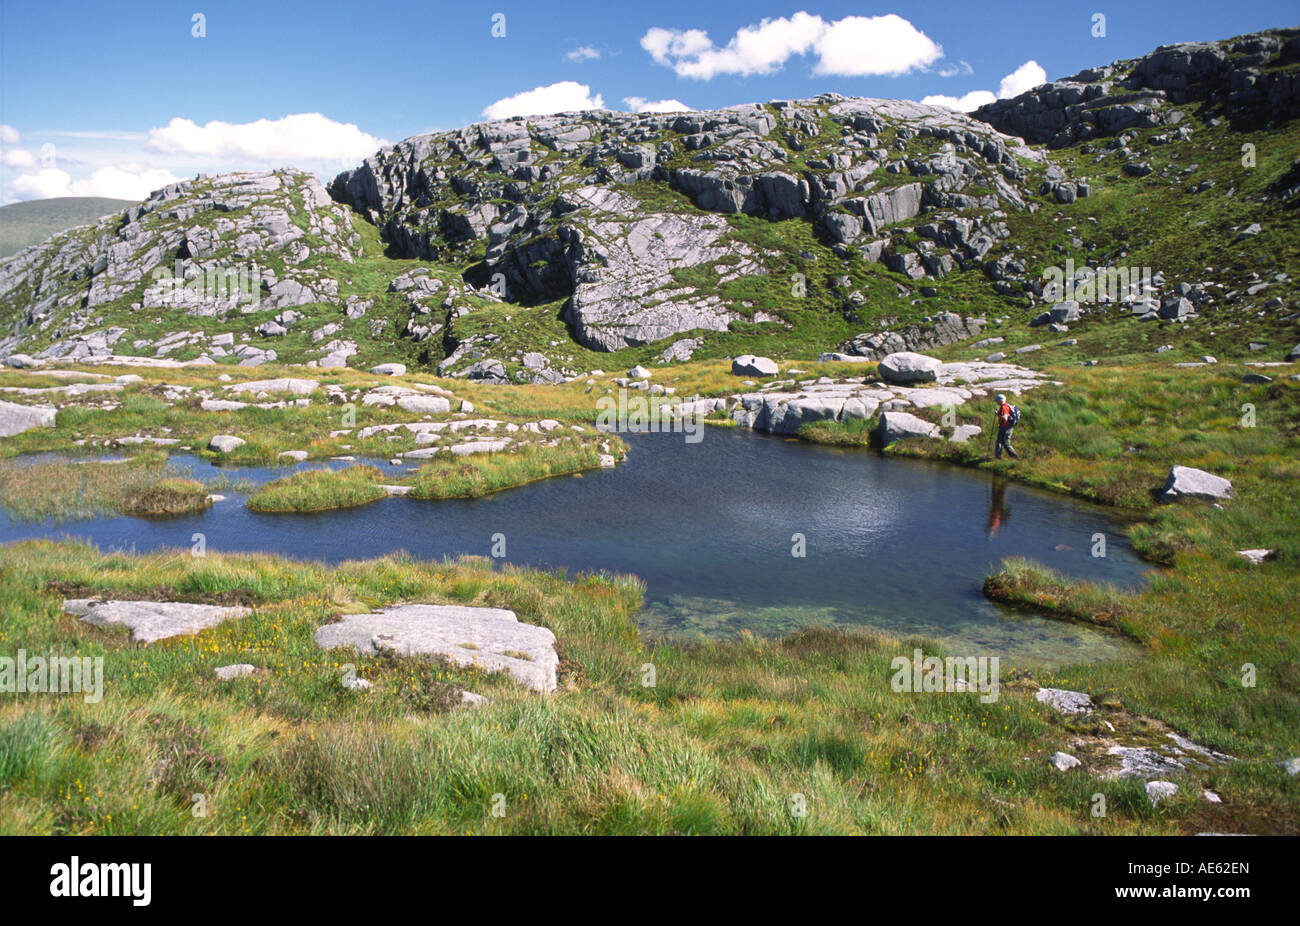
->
xmin=1007 ymin=405 xmax=1022 ymax=427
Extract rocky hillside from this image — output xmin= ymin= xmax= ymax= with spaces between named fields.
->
xmin=0 ymin=27 xmax=1297 ymax=381
xmin=975 ymin=28 xmax=1300 ymax=147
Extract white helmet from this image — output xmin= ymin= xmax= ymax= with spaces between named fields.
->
xmin=996 ymin=394 xmax=1006 ymax=403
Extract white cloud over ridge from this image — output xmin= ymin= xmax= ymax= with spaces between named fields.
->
xmin=921 ymin=59 xmax=1047 ymax=112
xmin=145 ymin=112 xmax=385 ymax=163
xmin=641 ymin=12 xmax=942 ymax=79
xmin=10 ymin=166 xmax=179 ymax=201
xmin=624 ymin=96 xmax=693 ymax=113
xmin=998 ymin=60 xmax=1047 ymax=98
xmin=482 ymin=81 xmax=605 ymax=119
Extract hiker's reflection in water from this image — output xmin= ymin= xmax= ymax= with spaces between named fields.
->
xmin=986 ymin=477 xmax=1010 ymax=540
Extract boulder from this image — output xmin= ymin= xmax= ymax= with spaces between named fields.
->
xmin=64 ymin=599 xmax=251 ymax=645
xmin=731 ymin=355 xmax=779 ymax=377
xmin=876 ymin=411 xmax=939 ymax=444
xmin=1235 ymin=548 xmax=1275 ymax=564
xmin=878 ymin=351 xmax=942 ymax=384
xmin=1035 ymin=687 xmax=1093 ymax=715
xmin=1050 ymin=752 xmax=1082 ymax=771
xmin=313 ymin=604 xmax=559 ymax=693
xmin=214 ymin=664 xmax=256 ymax=681
xmin=0 ymin=400 xmax=57 ymax=438
xmin=370 ymin=363 xmax=407 ymax=376
xmin=1049 ymin=300 xmax=1082 ymax=324
xmin=396 ymin=395 xmax=451 ymax=415
xmin=1145 ymin=780 xmax=1179 ymax=806
xmin=1160 ymin=465 xmax=1232 ymax=503
xmin=226 ymin=378 xmax=318 ymax=396
xmin=208 ymin=435 xmax=246 ymax=453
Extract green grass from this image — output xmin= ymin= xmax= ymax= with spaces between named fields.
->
xmin=0 ymin=457 xmax=211 ymax=521
xmin=247 ymin=465 xmax=388 ymax=513
xmin=408 ymin=440 xmax=609 ymax=499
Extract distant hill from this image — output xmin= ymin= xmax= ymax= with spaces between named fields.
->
xmin=0 ymin=197 xmax=132 ymax=258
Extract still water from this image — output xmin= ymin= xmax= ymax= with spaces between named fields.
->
xmin=0 ymin=428 xmax=1149 ymax=665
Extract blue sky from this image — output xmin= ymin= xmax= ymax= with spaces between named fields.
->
xmin=1 ymin=0 xmax=1294 ymax=202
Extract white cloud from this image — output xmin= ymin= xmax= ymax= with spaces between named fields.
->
xmin=483 ymin=81 xmax=605 ymax=119
xmin=641 ymin=12 xmax=941 ymax=80
xmin=0 ymin=125 xmax=20 ymax=145
xmin=566 ymin=45 xmax=601 ymax=62
xmin=624 ymin=96 xmax=693 ymax=113
xmin=920 ymin=90 xmax=997 ymax=113
xmin=9 ymin=165 xmax=179 ymax=201
xmin=145 ymin=113 xmax=385 ymax=163
xmin=2 ymin=149 xmax=37 ymax=168
xmin=920 ymin=90 xmax=998 ymax=113
xmin=812 ymin=15 xmax=944 ymax=76
xmin=998 ymin=60 xmax=1046 ymax=98
xmin=921 ymin=59 xmax=1048 ymax=113
xmin=938 ymin=60 xmax=973 ymax=78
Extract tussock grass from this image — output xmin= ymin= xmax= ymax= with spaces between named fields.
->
xmin=0 ymin=458 xmax=211 ymax=521
xmin=984 ymin=558 xmax=1139 ymax=640
xmin=247 ymin=465 xmax=387 ymax=513
xmin=409 ymin=441 xmax=606 ymax=499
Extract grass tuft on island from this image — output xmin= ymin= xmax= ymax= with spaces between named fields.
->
xmin=409 ymin=440 xmax=611 ymax=500
xmin=247 ymin=465 xmax=388 ymax=513
xmin=983 ymin=558 xmax=1141 ymax=641
xmin=0 ymin=456 xmax=211 ymax=521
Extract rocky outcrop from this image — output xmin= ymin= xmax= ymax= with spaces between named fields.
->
xmin=826 ymin=312 xmax=986 ymax=362
xmin=0 ymin=170 xmax=363 ymax=364
xmin=975 ymin=28 xmax=1300 ymax=147
xmin=327 ymin=95 xmax=1052 ymax=353
xmin=314 ymin=604 xmax=559 ymax=693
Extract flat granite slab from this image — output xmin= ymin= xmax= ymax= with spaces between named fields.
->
xmin=65 ymin=599 xmax=252 ymax=644
xmin=0 ymin=399 xmax=57 ymax=437
xmin=314 ymin=604 xmax=559 ymax=693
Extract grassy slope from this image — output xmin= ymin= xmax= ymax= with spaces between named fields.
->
xmin=0 ymin=352 xmax=1295 ymax=834
xmin=0 ymin=197 xmax=132 ymax=259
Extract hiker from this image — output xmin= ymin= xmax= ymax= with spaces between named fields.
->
xmin=994 ymin=394 xmax=1020 ymax=460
